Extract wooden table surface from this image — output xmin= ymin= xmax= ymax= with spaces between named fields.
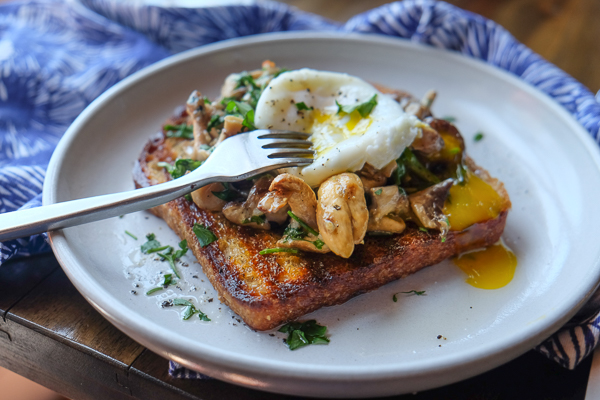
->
xmin=1 ymin=1 xmax=598 ymax=399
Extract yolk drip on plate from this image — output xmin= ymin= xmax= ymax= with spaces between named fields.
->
xmin=443 ymin=170 xmax=505 ymax=232
xmin=453 ymin=241 xmax=517 ymax=289
xmin=442 ymin=169 xmax=515 ymax=289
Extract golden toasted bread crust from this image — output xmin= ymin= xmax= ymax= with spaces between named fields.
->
xmin=134 ymin=134 xmax=510 ymax=331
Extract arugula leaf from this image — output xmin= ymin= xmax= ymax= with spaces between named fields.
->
xmin=192 ymin=223 xmax=217 ymax=247
xmin=172 ymin=298 xmax=211 ymax=321
xmin=295 ymin=102 xmax=313 ymax=111
xmin=242 ymin=215 xmax=266 ymax=225
xmin=336 ymin=94 xmax=377 ymax=118
xmin=203 ymin=96 xmax=212 ymax=105
xmin=259 ymin=247 xmax=299 ymax=255
xmin=141 ymin=233 xmax=169 ymax=254
xmin=211 ymin=182 xmax=238 ymax=201
xmin=157 ymin=159 xmax=203 ymax=180
xmin=278 ymin=320 xmax=329 ymax=350
xmin=164 ymin=124 xmax=194 ymax=139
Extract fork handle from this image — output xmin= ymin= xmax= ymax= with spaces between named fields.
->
xmin=0 ymin=171 xmax=214 ymax=242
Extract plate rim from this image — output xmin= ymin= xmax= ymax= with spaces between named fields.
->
xmin=43 ymin=31 xmax=600 ymax=394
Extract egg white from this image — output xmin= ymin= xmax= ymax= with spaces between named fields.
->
xmin=254 ymin=68 xmax=420 ymax=187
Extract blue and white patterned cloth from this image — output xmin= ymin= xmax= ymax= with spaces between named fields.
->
xmin=1 ymin=0 xmax=600 ymax=374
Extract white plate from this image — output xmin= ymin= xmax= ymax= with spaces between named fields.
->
xmin=43 ymin=32 xmax=600 ymax=398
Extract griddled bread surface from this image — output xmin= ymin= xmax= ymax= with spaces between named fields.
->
xmin=134 ymin=132 xmax=510 ymax=331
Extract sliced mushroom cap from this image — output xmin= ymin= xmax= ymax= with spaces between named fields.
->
xmin=411 ymin=124 xmax=445 ymax=155
xmin=262 ymin=173 xmax=318 ymax=230
xmin=222 ymin=176 xmax=272 ymax=230
xmin=367 ymin=185 xmax=409 ymax=234
xmin=220 ymin=74 xmax=246 ymax=100
xmin=368 ymin=185 xmax=409 ymax=221
xmin=216 ymin=115 xmax=244 ymax=145
xmin=358 ymin=161 xmax=397 ymax=190
xmin=368 ymin=215 xmax=406 ymax=233
xmin=317 ymin=173 xmax=368 ymax=258
xmin=426 ymin=118 xmax=465 ymax=164
xmin=257 ymin=190 xmax=289 ymax=224
xmin=186 ymin=90 xmax=215 ymax=160
xmin=191 ymin=182 xmax=227 ymax=211
xmin=405 ymin=90 xmax=436 ymax=120
xmin=408 ymin=178 xmax=453 ymax=233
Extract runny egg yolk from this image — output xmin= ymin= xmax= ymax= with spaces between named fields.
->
xmin=310 ymin=109 xmax=373 ymax=158
xmin=453 ymin=241 xmax=517 ymax=289
xmin=443 ymin=170 xmax=505 ymax=232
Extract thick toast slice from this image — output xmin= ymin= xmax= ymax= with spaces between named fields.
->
xmin=134 ymin=128 xmax=510 ymax=331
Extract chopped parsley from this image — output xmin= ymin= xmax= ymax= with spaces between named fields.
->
xmin=295 ymin=102 xmax=313 ymax=111
xmin=125 ymin=230 xmax=138 ymax=240
xmin=419 ymin=227 xmax=429 ymax=233
xmin=141 ymin=233 xmax=169 ymax=254
xmin=157 ymin=159 xmax=203 ymax=180
xmin=448 ymin=147 xmax=461 ymax=155
xmin=211 ymin=182 xmax=238 ymax=201
xmin=206 ymin=114 xmax=224 ymax=132
xmin=282 ymin=226 xmax=307 ymax=241
xmin=157 ymin=239 xmax=189 ymax=279
xmin=399 ymin=148 xmax=440 ymax=185
xmin=474 ymin=132 xmax=484 ymax=142
xmin=336 ymin=94 xmax=377 ymax=118
xmin=236 ymin=74 xmax=260 ymax=90
xmin=283 ymin=211 xmax=325 ymax=250
xmin=146 ymin=273 xmax=177 ymax=295
xmin=374 ymin=189 xmax=382 ymax=196
xmin=401 ymin=290 xmax=426 ymax=296
xmin=172 ymin=298 xmax=211 ymax=321
xmin=242 ymin=214 xmax=266 ymax=225
xmin=393 ymin=290 xmax=426 ymax=301
xmin=259 ymin=247 xmax=299 ymax=255
xmin=192 ymin=223 xmax=217 ymax=247
xmin=287 ymin=211 xmax=319 ymax=237
xmin=279 ymin=320 xmax=330 ymax=350
xmin=273 ymin=68 xmax=289 ymax=78
xmin=163 ymin=124 xmax=194 ymax=139
xmin=225 ymin=100 xmax=256 ymax=130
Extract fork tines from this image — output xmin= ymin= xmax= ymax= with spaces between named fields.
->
xmin=257 ymin=130 xmax=314 ymax=163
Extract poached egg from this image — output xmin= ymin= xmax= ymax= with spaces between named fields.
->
xmin=254 ymin=68 xmax=421 ymax=187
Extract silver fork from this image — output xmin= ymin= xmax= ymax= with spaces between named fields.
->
xmin=0 ymin=130 xmax=313 ymax=241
